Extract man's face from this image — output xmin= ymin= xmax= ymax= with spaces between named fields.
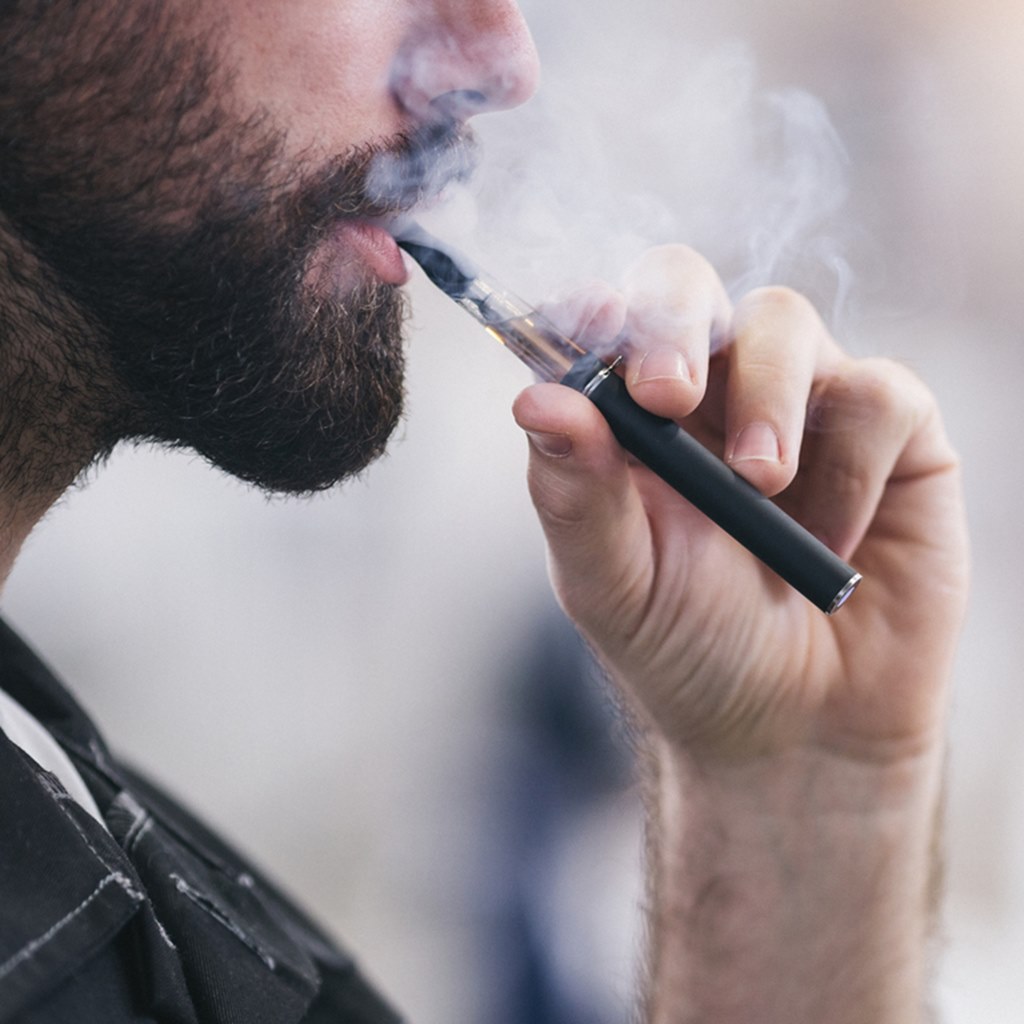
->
xmin=0 ymin=0 xmax=538 ymax=494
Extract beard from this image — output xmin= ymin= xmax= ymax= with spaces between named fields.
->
xmin=0 ymin=2 xmax=473 ymax=495
xmin=27 ymin=166 xmax=413 ymax=495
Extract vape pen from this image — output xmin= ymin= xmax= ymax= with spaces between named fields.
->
xmin=397 ymin=222 xmax=861 ymax=614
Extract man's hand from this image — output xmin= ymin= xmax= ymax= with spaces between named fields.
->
xmin=514 ymin=244 xmax=966 ymax=763
xmin=512 ymin=245 xmax=969 ymax=1022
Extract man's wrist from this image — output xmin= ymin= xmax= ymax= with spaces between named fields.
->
xmin=641 ymin=736 xmax=946 ymax=1024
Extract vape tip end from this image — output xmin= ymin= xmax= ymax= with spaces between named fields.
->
xmin=826 ymin=573 xmax=862 ymax=615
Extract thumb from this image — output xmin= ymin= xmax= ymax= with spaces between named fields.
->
xmin=512 ymin=382 xmax=655 ymax=638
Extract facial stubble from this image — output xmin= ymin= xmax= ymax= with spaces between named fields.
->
xmin=0 ymin=0 xmax=414 ymax=498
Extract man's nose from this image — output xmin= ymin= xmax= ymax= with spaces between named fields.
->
xmin=391 ymin=1 xmax=540 ymax=124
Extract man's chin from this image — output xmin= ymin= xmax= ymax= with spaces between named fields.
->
xmin=112 ymin=279 xmax=410 ymax=497
xmin=166 ymin=402 xmax=405 ymax=496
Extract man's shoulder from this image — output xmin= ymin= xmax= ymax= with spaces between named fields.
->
xmin=0 ymin=625 xmax=403 ymax=1024
xmin=0 ymin=733 xmax=144 ymax=1021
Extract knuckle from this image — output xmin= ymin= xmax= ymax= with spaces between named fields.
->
xmin=809 ymin=357 xmax=936 ymax=435
xmin=734 ymin=352 xmax=792 ymax=387
xmin=731 ymin=286 xmax=830 ymax=361
xmin=623 ymin=246 xmax=730 ymax=330
xmin=814 ymin=450 xmax=875 ymax=505
xmin=850 ymin=357 xmax=933 ymax=420
xmin=630 ymin=243 xmax=718 ymax=282
xmin=529 ymin=473 xmax=592 ymax=533
xmin=735 ymin=285 xmax=818 ymax=325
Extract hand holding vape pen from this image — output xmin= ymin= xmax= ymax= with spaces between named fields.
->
xmin=397 ymin=223 xmax=861 ymax=614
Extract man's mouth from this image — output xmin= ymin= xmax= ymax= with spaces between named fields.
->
xmin=309 ymin=121 xmax=478 ymax=290
xmin=337 ymin=219 xmax=410 ymax=286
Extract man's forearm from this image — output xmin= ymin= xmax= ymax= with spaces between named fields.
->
xmin=640 ymin=738 xmax=945 ymax=1024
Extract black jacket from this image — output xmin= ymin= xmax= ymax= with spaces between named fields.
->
xmin=0 ymin=621 xmax=401 ymax=1024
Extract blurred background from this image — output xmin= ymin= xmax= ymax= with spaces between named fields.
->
xmin=4 ymin=0 xmax=1023 ymax=1019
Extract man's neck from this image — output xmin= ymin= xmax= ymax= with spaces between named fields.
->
xmin=0 ymin=223 xmax=122 ymax=591
xmin=0 ymin=493 xmax=63 ymax=592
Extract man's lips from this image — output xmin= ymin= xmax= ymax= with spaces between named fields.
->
xmin=337 ymin=219 xmax=410 ymax=286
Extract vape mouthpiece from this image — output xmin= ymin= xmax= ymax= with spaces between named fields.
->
xmin=395 ymin=223 xmax=476 ymax=299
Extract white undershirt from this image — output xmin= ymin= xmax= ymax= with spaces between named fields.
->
xmin=0 ymin=685 xmax=107 ymax=828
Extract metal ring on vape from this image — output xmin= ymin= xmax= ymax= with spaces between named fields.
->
xmin=581 ymin=355 xmax=623 ymax=399
xmin=826 ymin=573 xmax=863 ymax=615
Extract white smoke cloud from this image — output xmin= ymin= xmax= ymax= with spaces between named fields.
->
xmin=396 ymin=17 xmax=855 ymax=330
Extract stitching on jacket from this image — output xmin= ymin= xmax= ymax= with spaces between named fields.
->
xmin=29 ymin=760 xmax=128 ymax=888
xmin=61 ymin=808 xmax=143 ymax=900
xmin=169 ymin=872 xmax=277 ymax=971
xmin=0 ymin=872 xmax=141 ymax=982
xmin=117 ymin=795 xmax=151 ymax=852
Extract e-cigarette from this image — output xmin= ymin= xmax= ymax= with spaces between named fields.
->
xmin=397 ymin=222 xmax=861 ymax=614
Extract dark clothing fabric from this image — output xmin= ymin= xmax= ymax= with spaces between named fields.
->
xmin=0 ymin=621 xmax=402 ymax=1024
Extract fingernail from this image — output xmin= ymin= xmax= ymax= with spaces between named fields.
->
xmin=526 ymin=430 xmax=573 ymax=458
xmin=632 ymin=347 xmax=691 ymax=385
xmin=728 ymin=422 xmax=781 ymax=465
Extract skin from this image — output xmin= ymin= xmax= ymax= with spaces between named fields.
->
xmin=219 ymin=0 xmax=540 ymax=159
xmin=0 ymin=1 xmax=969 ymax=1020
xmin=0 ymin=0 xmax=539 ymax=543
xmin=514 ymin=249 xmax=969 ymax=1021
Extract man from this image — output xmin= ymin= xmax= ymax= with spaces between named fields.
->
xmin=0 ymin=2 xmax=969 ymax=1022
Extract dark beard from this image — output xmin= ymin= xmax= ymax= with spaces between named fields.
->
xmin=0 ymin=1 xmax=471 ymax=495
xmin=28 ymin=178 xmax=411 ymax=495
